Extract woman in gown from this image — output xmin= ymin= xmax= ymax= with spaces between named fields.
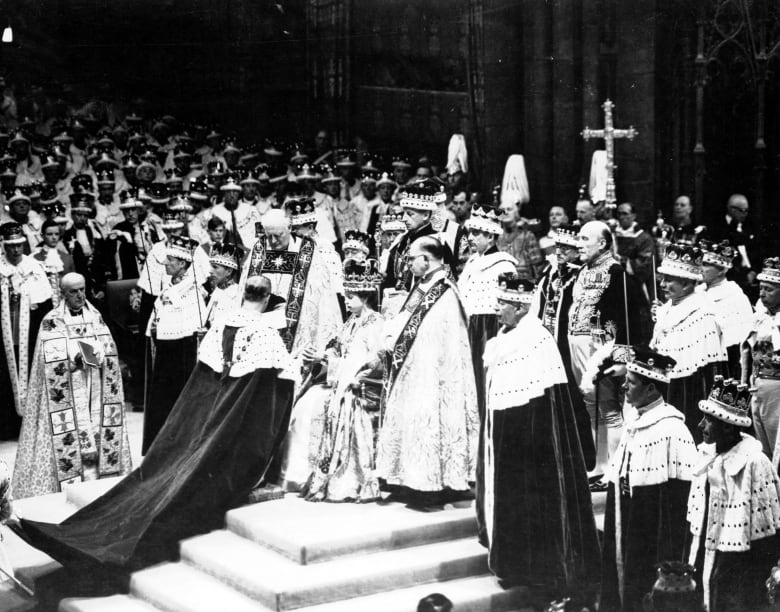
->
xmin=281 ymin=259 xmax=384 ymax=501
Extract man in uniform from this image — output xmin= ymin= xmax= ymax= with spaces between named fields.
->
xmin=569 ymin=221 xmax=646 ymax=489
xmin=533 ymin=224 xmax=594 ymax=470
xmin=13 ymin=273 xmax=133 ymax=498
xmin=0 ymin=222 xmax=53 ymax=439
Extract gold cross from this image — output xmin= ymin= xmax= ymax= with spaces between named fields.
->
xmin=581 ymin=99 xmax=637 ymax=209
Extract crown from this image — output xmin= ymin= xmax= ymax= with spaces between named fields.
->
xmin=335 ymin=149 xmax=357 ymax=167
xmin=298 ymin=163 xmax=321 ymax=181
xmin=0 ymin=222 xmax=26 ymax=244
xmin=240 ymin=168 xmax=261 ymax=184
xmin=399 ymin=178 xmax=446 ymax=211
xmin=318 ymin=163 xmax=340 ymax=183
xmin=553 ymin=223 xmax=580 ymax=248
xmin=220 ymin=175 xmax=242 ymax=191
xmin=166 ymin=234 xmax=198 ymax=262
xmin=757 ymin=257 xmax=780 ymax=285
xmin=464 ymin=205 xmax=503 ymax=235
xmin=376 ymin=171 xmax=397 ymax=187
xmin=96 ymin=169 xmax=115 ymax=185
xmin=391 ymin=154 xmax=411 ymax=168
xmin=699 ymin=375 xmax=752 ymax=427
xmin=284 ymin=197 xmax=317 ymax=226
xmin=652 ymin=561 xmax=697 ymax=594
xmin=625 ymin=345 xmax=677 ymax=384
xmin=343 ymin=259 xmax=382 ymax=294
xmin=657 ymin=243 xmax=703 ymax=281
xmin=209 ymin=242 xmax=244 ymax=270
xmin=497 ymin=272 xmax=535 ymax=304
xmin=160 ymin=211 xmax=184 ymax=230
xmin=40 ymin=184 xmax=60 ymax=205
xmin=69 ymin=192 xmax=94 ymax=213
xmin=168 ymin=194 xmax=192 ymax=212
xmin=7 ymin=187 xmax=30 ymax=204
xmin=699 ymin=239 xmax=736 ymax=269
xmin=380 ymin=212 xmax=406 ymax=232
xmin=118 ymin=189 xmax=143 ymax=209
xmin=343 ymin=230 xmax=371 ymax=254
xmin=188 ymin=176 xmax=212 ymax=199
xmin=71 ymin=174 xmax=94 ymax=191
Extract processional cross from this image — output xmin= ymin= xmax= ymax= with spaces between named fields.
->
xmin=581 ymin=99 xmax=637 ymax=209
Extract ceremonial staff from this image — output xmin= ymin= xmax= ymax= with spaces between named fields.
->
xmin=190 ymin=242 xmax=205 ymax=346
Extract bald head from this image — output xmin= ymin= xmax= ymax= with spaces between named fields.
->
xmin=61 ymin=272 xmax=85 ymax=292
xmin=61 ymin=273 xmax=86 ymax=311
xmin=244 ymin=275 xmax=272 ymax=302
xmin=578 ymin=220 xmax=612 ymax=264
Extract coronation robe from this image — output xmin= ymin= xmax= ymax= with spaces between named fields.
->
xmin=22 ymin=309 xmax=295 ymax=573
xmin=13 ymin=301 xmax=132 ymax=499
xmin=600 ymin=399 xmax=697 ymax=612
xmin=204 ymin=281 xmax=241 ymax=328
xmin=482 ymin=314 xmax=600 ymax=594
xmin=687 ymin=435 xmax=780 ymax=612
xmin=377 ymin=268 xmax=479 ymax=493
xmin=0 ymin=255 xmax=52 ymax=439
xmin=457 ymin=246 xmax=517 ymax=544
xmin=143 ymin=270 xmax=206 ymax=453
xmin=651 ymin=293 xmax=726 ymax=442
xmin=241 ymin=234 xmax=341 ymax=355
xmin=292 ymin=309 xmax=384 ymax=501
xmin=699 ymin=280 xmax=752 ymax=378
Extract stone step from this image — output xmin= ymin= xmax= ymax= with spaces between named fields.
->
xmin=226 ymin=495 xmax=477 ymax=564
xmin=129 ymin=563 xmax=268 ymax=612
xmin=179 ymin=529 xmax=487 ymax=611
xmin=60 ymin=594 xmax=163 ymax=612
xmin=10 ymin=479 xmax=124 ymax=595
xmin=0 ymin=580 xmax=35 ymax=612
xmin=295 ymin=574 xmax=532 ymax=612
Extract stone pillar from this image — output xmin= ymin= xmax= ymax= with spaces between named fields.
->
xmin=615 ymin=0 xmax=656 ymax=217
xmin=521 ymin=0 xmax=553 ymax=216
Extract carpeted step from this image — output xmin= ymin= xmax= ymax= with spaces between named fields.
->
xmin=179 ymin=529 xmax=487 ymax=611
xmin=292 ymin=574 xmax=532 ymax=612
xmin=59 ymin=594 xmax=163 ymax=612
xmin=63 ymin=477 xmax=124 ymax=509
xmin=130 ymin=563 xmax=268 ymax=612
xmin=227 ymin=495 xmax=477 ymax=564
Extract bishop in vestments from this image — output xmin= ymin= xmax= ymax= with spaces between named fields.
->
xmin=13 ymin=273 xmax=132 ymax=499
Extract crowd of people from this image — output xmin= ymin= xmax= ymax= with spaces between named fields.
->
xmin=0 ymin=84 xmax=779 ymax=611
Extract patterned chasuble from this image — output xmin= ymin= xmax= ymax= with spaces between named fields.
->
xmin=382 ymin=279 xmax=450 ymax=407
xmin=246 ymin=235 xmax=316 ymax=351
xmin=39 ymin=308 xmax=125 ymax=489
